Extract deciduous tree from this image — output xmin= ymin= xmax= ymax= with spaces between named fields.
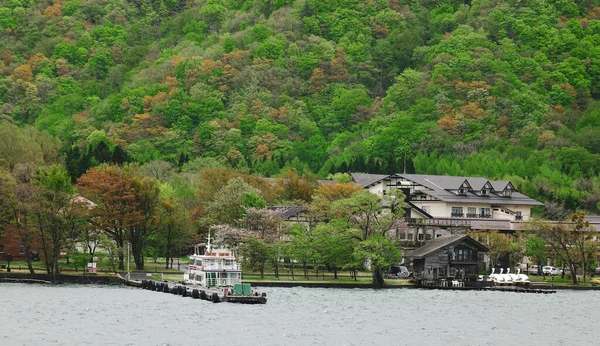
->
xmin=76 ymin=166 xmax=142 ymax=270
xmin=525 ymin=234 xmax=547 ymax=275
xmin=533 ymin=213 xmax=598 ymax=284
xmin=128 ymin=171 xmax=161 ymax=270
xmin=33 ymin=165 xmax=87 ymax=277
xmin=206 ymin=177 xmax=262 ymax=225
xmin=0 ymin=168 xmax=37 ymax=274
xmin=328 ymin=189 xmax=407 ymax=286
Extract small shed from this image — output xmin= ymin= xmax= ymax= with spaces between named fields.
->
xmin=404 ymin=235 xmax=488 ymax=280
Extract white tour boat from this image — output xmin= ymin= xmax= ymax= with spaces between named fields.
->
xmin=182 ymin=235 xmax=266 ymax=304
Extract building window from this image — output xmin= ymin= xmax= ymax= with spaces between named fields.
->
xmin=399 ymin=232 xmax=407 ymax=240
xmin=454 ymin=247 xmax=474 ymax=262
xmin=451 ymin=207 xmax=463 ymax=217
xmin=467 ymin=207 xmax=476 ymax=218
xmin=425 ymin=233 xmax=432 ymax=240
xmin=515 ymin=211 xmax=522 ymax=221
xmin=0 ymin=245 xmax=4 ymax=253
xmin=480 ymin=208 xmax=491 ymax=218
xmin=436 ymin=234 xmax=442 ymax=238
xmin=418 ymin=233 xmax=425 ymax=241
xmin=503 ymin=189 xmax=513 ymax=197
xmin=19 ymin=245 xmax=25 ymax=254
xmin=458 ymin=188 xmax=468 ymax=195
xmin=481 ymin=189 xmax=488 ymax=196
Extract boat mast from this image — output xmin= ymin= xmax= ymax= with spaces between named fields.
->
xmin=207 ymin=230 xmax=212 ymax=252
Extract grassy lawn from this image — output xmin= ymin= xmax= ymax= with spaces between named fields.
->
xmin=132 ymin=261 xmax=184 ymax=273
xmin=150 ymin=273 xmax=183 ymax=281
xmin=528 ymin=275 xmax=573 ymax=283
xmin=528 ymin=274 xmax=600 ymax=287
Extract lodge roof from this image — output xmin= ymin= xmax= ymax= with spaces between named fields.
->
xmin=267 ymin=206 xmax=306 ymax=219
xmin=401 ymin=174 xmax=543 ymax=206
xmin=404 ymin=235 xmax=488 ymax=259
xmin=351 ymin=173 xmax=390 ymax=188
xmin=350 ymin=173 xmax=544 ymax=206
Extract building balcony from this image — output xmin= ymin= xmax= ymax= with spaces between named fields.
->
xmin=450 ymin=255 xmax=479 ymax=263
xmin=406 ymin=218 xmax=471 ymax=227
xmin=451 ymin=213 xmax=464 ymax=218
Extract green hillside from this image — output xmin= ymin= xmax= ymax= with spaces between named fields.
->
xmin=1 ymin=0 xmax=600 ymax=214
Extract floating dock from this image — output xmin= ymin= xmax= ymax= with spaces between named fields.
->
xmin=132 ymin=280 xmax=267 ymax=304
xmin=417 ymin=279 xmax=556 ymax=294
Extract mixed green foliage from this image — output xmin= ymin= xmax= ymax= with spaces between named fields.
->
xmin=1 ymin=0 xmax=600 ymax=215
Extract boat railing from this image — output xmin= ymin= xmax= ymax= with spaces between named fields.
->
xmin=201 ymin=264 xmax=242 ymax=270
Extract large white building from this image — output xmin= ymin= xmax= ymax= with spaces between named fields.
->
xmin=351 ymin=173 xmax=544 ymax=233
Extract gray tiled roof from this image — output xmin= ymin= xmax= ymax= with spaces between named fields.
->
xmin=490 ymin=181 xmax=510 ymax=191
xmin=422 ymin=189 xmax=543 ymax=206
xmin=351 ymin=173 xmax=390 ymax=187
xmin=267 ymin=206 xmax=306 ymax=219
xmin=404 ymin=235 xmax=488 ymax=259
xmin=466 ymin=177 xmax=490 ymax=191
xmin=400 ymin=174 xmax=543 ymax=206
xmin=349 ymin=173 xmax=543 ymax=206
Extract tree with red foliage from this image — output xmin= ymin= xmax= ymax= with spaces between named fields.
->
xmin=76 ymin=166 xmax=142 ymax=270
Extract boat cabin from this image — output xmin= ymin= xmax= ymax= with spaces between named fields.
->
xmin=404 ymin=235 xmax=488 ymax=281
xmin=186 ymin=244 xmax=242 ymax=287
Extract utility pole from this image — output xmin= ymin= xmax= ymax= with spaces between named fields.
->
xmin=126 ymin=242 xmax=130 ymax=281
xmin=7 ymin=254 xmax=12 ymax=272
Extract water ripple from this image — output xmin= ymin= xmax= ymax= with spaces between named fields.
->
xmin=0 ymin=284 xmax=598 ymax=345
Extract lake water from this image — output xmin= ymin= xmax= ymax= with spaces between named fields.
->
xmin=0 ymin=284 xmax=598 ymax=345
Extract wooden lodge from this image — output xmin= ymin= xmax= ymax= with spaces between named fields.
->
xmin=404 ymin=234 xmax=488 ymax=282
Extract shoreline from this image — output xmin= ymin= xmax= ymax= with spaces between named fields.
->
xmin=3 ymin=272 xmax=600 ymax=290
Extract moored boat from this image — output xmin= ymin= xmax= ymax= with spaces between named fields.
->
xmin=183 ymin=235 xmax=266 ymax=304
xmin=487 ymin=267 xmax=530 ymax=286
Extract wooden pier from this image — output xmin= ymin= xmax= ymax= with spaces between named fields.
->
xmin=131 ymin=279 xmax=267 ymax=304
xmin=482 ymin=286 xmax=556 ymax=294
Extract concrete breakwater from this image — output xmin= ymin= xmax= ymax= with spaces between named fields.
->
xmin=0 ymin=272 xmax=125 ymax=285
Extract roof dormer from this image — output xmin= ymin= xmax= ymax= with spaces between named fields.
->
xmin=478 ymin=181 xmax=494 ymax=196
xmin=457 ymin=180 xmax=471 ymax=196
xmin=501 ymin=182 xmax=515 ymax=197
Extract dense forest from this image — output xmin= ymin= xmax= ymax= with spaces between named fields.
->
xmin=1 ymin=0 xmax=600 ymax=216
